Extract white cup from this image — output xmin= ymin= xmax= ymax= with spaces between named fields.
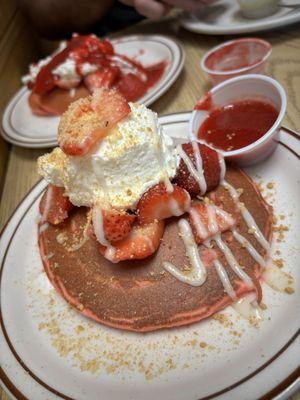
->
xmin=189 ymin=74 xmax=287 ymax=167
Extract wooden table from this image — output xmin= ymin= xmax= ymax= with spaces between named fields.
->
xmin=0 ymin=9 xmax=299 ymax=400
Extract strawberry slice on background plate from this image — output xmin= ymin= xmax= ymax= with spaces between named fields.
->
xmin=99 ymin=220 xmax=165 ymax=263
xmin=116 ymin=73 xmax=147 ymax=102
xmin=58 ymin=88 xmax=130 ymax=156
xmin=137 ymin=183 xmax=191 ymax=225
xmin=39 ymin=184 xmax=74 ymax=225
xmin=84 ymin=67 xmax=120 ymax=91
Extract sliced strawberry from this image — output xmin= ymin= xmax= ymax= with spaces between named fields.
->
xmin=173 ymin=143 xmax=221 ymax=197
xmin=102 ymin=210 xmax=135 ymax=243
xmin=188 ymin=203 xmax=236 ymax=244
xmin=116 ymin=73 xmax=146 ymax=102
xmin=97 ymin=38 xmax=114 ymax=55
xmin=99 ymin=220 xmax=165 ymax=263
xmin=58 ymin=88 xmax=130 ymax=156
xmin=33 ymin=47 xmax=70 ymax=95
xmin=84 ymin=68 xmax=120 ymax=91
xmin=39 ymin=184 xmax=74 ymax=225
xmin=137 ymin=183 xmax=191 ymax=225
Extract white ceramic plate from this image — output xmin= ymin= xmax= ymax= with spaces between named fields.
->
xmin=180 ymin=0 xmax=300 ymax=35
xmin=0 ymin=113 xmax=299 ymax=400
xmin=1 ymin=35 xmax=185 ymax=149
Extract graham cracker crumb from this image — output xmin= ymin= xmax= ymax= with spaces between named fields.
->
xmin=285 ymin=287 xmax=295 ymax=294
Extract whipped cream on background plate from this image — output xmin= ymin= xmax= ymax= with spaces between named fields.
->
xmin=38 ymin=103 xmax=178 ymax=210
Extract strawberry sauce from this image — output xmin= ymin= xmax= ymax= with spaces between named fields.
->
xmin=31 ymin=34 xmax=166 ymax=103
xmin=198 ymin=99 xmax=278 ymax=152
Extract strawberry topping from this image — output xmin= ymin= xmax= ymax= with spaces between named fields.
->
xmin=99 ymin=220 xmax=165 ymax=263
xmin=102 ymin=209 xmax=135 ymax=243
xmin=137 ymin=183 xmax=191 ymax=225
xmin=188 ymin=203 xmax=236 ymax=244
xmin=117 ymin=73 xmax=147 ymax=102
xmin=58 ymin=88 xmax=130 ymax=156
xmin=39 ymin=184 xmax=74 ymax=225
xmin=173 ymin=143 xmax=221 ymax=196
xmin=84 ymin=67 xmax=120 ymax=91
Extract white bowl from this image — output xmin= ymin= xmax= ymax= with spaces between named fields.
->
xmin=189 ymin=74 xmax=287 ymax=167
xmin=200 ymin=38 xmax=272 ymax=86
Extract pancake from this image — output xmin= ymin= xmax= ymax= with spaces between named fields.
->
xmin=29 ymin=85 xmax=90 ymax=116
xmin=38 ymin=167 xmax=272 ymax=332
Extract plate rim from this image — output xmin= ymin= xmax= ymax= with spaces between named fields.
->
xmin=0 ymin=116 xmax=299 ymax=400
xmin=180 ymin=6 xmax=300 ymax=35
xmin=1 ymin=34 xmax=185 ymax=149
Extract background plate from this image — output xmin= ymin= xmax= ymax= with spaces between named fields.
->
xmin=0 ymin=113 xmax=299 ymax=400
xmin=180 ymin=0 xmax=300 ymax=35
xmin=1 ymin=35 xmax=184 ymax=149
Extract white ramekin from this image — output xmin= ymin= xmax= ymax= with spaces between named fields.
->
xmin=201 ymin=38 xmax=272 ymax=86
xmin=189 ymin=74 xmax=287 ymax=167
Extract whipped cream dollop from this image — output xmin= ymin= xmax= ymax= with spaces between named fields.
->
xmin=38 ymin=103 xmax=178 ymax=210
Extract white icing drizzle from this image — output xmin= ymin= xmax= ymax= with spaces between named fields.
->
xmin=213 ymin=259 xmax=236 ymax=299
xmin=206 ymin=204 xmax=218 ymax=234
xmin=39 ymin=222 xmax=49 ymax=233
xmin=177 ymin=145 xmax=202 ymax=185
xmin=232 ymin=229 xmax=266 ymax=267
xmin=68 ymin=235 xmax=88 ymax=252
xmin=190 ymin=207 xmax=208 ymax=239
xmin=214 ymin=234 xmax=254 ymax=288
xmin=92 ymin=206 xmax=116 ymax=260
xmin=164 ymin=177 xmax=174 ymax=193
xmin=41 ymin=186 xmax=53 ymax=222
xmin=177 ymin=141 xmax=207 ymax=195
xmin=192 ymin=141 xmax=207 ymax=195
xmin=163 ymin=219 xmax=207 ymax=286
xmin=232 ymin=293 xmax=262 ymax=320
xmin=222 ymin=180 xmax=270 ymax=252
xmin=44 ymin=252 xmax=54 ymax=261
xmin=104 ymin=246 xmax=117 ymax=262
xmin=69 ymin=88 xmax=76 ymax=98
xmin=218 ymin=153 xmax=226 ymax=183
xmin=145 ymin=236 xmax=155 ymax=253
xmin=215 ymin=207 xmax=235 ymax=226
xmin=92 ymin=207 xmax=110 ymax=246
xmin=263 ymin=263 xmax=294 ymax=293
xmin=110 ymin=55 xmax=147 ymax=82
xmin=169 ymin=198 xmax=185 ymax=216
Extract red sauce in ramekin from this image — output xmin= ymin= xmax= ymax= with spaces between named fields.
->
xmin=198 ymin=99 xmax=279 ymax=152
